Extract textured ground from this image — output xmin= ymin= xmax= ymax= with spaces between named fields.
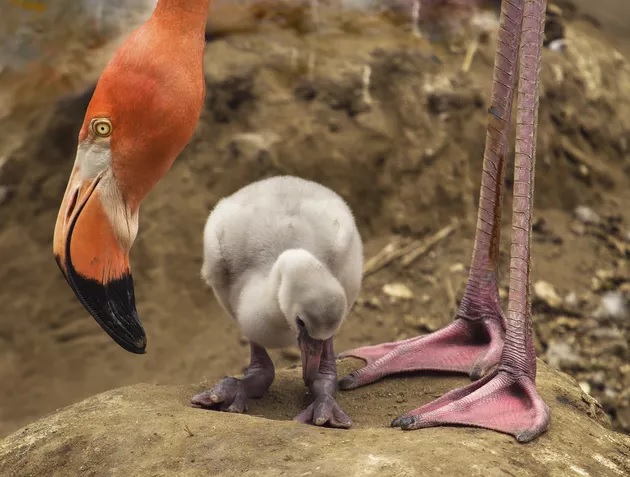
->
xmin=0 ymin=361 xmax=628 ymax=477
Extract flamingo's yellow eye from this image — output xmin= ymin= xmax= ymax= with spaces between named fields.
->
xmin=91 ymin=118 xmax=113 ymax=138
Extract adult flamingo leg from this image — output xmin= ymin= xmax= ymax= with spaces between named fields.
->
xmin=390 ymin=0 xmax=551 ymax=442
xmin=339 ymin=0 xmax=524 ymax=390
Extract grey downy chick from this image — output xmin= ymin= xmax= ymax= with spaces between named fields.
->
xmin=192 ymin=175 xmax=363 ymax=428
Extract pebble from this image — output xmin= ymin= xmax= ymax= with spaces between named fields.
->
xmin=449 ymin=263 xmax=465 ymax=273
xmin=578 ymin=164 xmax=590 ymax=178
xmin=549 ymin=38 xmax=567 ymax=52
xmin=593 ymin=291 xmax=628 ymax=320
xmin=590 ymin=371 xmax=607 ymax=388
xmin=579 ymin=381 xmax=591 ymax=395
xmin=595 ymin=269 xmax=615 ymax=281
xmin=574 ymin=205 xmax=601 ymax=225
xmin=604 ymin=388 xmax=618 ymax=399
xmin=533 ymin=280 xmax=563 ymax=308
xmin=570 ymin=221 xmax=586 ymax=236
xmin=546 ymin=340 xmax=582 ymax=370
xmin=228 ymin=132 xmax=280 ymax=163
xmin=564 ymin=291 xmax=579 ymax=308
xmin=364 ymin=296 xmax=382 ymax=310
xmin=382 ymin=283 xmax=414 ymax=300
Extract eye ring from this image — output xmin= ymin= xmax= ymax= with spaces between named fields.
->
xmin=91 ymin=118 xmax=112 ymax=138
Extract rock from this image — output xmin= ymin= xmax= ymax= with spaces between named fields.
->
xmin=593 ymin=291 xmax=629 ymax=321
xmin=449 ymin=263 xmax=465 ymax=273
xmin=546 ymin=340 xmax=583 ymax=371
xmin=592 ymin=269 xmax=619 ymax=292
xmin=226 ymin=132 xmax=281 ymax=167
xmin=0 ymin=361 xmax=627 ymax=477
xmin=574 ymin=206 xmax=602 ymax=225
xmin=564 ymin=291 xmax=579 ymax=308
xmin=361 ymin=296 xmax=383 ymax=310
xmin=548 ymin=38 xmax=568 ymax=52
xmin=382 ymin=282 xmax=414 ymax=300
xmin=534 ymin=280 xmax=563 ymax=309
xmin=571 ymin=221 xmax=587 ymax=236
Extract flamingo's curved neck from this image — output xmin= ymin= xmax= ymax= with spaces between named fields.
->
xmin=153 ymin=0 xmax=212 ymax=31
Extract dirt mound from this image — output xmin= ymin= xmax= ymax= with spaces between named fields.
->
xmin=0 ymin=360 xmax=628 ymax=477
xmin=0 ymin=4 xmax=629 ymax=443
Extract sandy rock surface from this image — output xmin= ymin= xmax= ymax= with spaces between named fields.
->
xmin=0 ymin=360 xmax=628 ymax=477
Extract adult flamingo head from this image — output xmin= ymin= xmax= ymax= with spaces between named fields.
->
xmin=53 ymin=0 xmax=211 ymax=353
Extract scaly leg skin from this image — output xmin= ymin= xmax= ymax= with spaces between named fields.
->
xmin=295 ymin=338 xmax=352 ymax=429
xmin=390 ymin=0 xmax=551 ymax=443
xmin=339 ymin=0 xmax=525 ymax=391
xmin=191 ymin=342 xmax=275 ymax=413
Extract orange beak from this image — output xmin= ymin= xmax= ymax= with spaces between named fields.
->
xmin=53 ymin=156 xmax=146 ymax=354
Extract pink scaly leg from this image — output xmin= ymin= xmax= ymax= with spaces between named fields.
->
xmin=390 ymin=0 xmax=551 ymax=443
xmin=339 ymin=0 xmax=524 ymax=390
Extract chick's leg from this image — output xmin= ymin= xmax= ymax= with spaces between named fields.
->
xmin=191 ymin=342 xmax=275 ymax=413
xmin=295 ymin=338 xmax=352 ymax=429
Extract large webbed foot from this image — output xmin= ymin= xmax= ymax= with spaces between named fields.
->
xmin=339 ymin=317 xmax=504 ymax=390
xmin=391 ymin=368 xmax=550 ymax=443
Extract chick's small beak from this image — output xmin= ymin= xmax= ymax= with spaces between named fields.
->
xmin=53 ymin=165 xmax=146 ymax=354
xmin=297 ymin=325 xmax=324 ymax=386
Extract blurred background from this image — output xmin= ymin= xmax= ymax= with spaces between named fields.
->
xmin=0 ymin=0 xmax=628 ymax=439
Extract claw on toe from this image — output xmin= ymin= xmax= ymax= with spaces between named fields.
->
xmin=294 ymin=394 xmax=353 ymax=429
xmin=389 ymin=370 xmax=550 ymax=443
xmin=390 ymin=416 xmax=414 ymax=428
xmin=191 ymin=376 xmax=249 ymax=413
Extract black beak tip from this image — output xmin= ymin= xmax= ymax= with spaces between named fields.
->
xmin=85 ymin=293 xmax=148 ymax=355
xmin=66 ymin=262 xmax=148 ymax=355
xmin=114 ymin=333 xmax=147 ymax=355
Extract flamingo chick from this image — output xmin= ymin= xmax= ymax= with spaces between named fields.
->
xmin=191 ymin=176 xmax=363 ymax=428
